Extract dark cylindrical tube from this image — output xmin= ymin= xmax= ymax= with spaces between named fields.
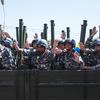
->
xmin=66 ymin=27 xmax=70 ymax=39
xmin=16 ymin=27 xmax=19 ymax=42
xmin=43 ymin=24 xmax=48 ymax=40
xmin=19 ymin=19 xmax=23 ymax=48
xmin=80 ymin=24 xmax=84 ymax=43
xmin=41 ymin=32 xmax=44 ymax=39
xmin=18 ymin=19 xmax=23 ymax=68
xmin=80 ymin=20 xmax=87 ymax=44
xmin=50 ymin=20 xmax=55 ymax=48
xmin=89 ymin=29 xmax=92 ymax=37
xmin=23 ymin=26 xmax=27 ymax=44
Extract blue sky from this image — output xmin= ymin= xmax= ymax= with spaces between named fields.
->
xmin=0 ymin=0 xmax=100 ymax=43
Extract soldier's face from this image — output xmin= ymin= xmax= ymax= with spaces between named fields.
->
xmin=36 ymin=45 xmax=45 ymax=52
xmin=95 ymin=45 xmax=100 ymax=51
xmin=2 ymin=34 xmax=7 ymax=39
xmin=58 ymin=44 xmax=64 ymax=50
xmin=64 ymin=43 xmax=72 ymax=50
xmin=32 ymin=43 xmax=37 ymax=48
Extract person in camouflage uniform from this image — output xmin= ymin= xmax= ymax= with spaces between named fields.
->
xmin=80 ymin=38 xmax=100 ymax=70
xmin=80 ymin=44 xmax=96 ymax=67
xmin=79 ymin=26 xmax=100 ymax=70
xmin=29 ymin=39 xmax=54 ymax=70
xmin=1 ymin=32 xmax=14 ymax=47
xmin=54 ymin=39 xmax=83 ymax=70
xmin=85 ymin=26 xmax=97 ymax=49
xmin=14 ymin=39 xmax=39 ymax=69
xmin=0 ymin=43 xmax=16 ymax=70
xmin=0 ymin=32 xmax=17 ymax=68
xmin=93 ymin=39 xmax=100 ymax=69
xmin=52 ymin=40 xmax=64 ymax=70
xmin=21 ymin=39 xmax=39 ymax=69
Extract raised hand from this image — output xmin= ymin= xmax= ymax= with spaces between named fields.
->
xmin=91 ymin=26 xmax=98 ymax=36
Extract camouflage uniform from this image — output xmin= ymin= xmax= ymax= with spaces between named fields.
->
xmin=0 ymin=47 xmax=16 ymax=70
xmin=30 ymin=50 xmax=54 ymax=70
xmin=80 ymin=49 xmax=97 ymax=66
xmin=0 ymin=37 xmax=17 ymax=66
xmin=23 ymin=39 xmax=54 ymax=70
xmin=80 ymin=50 xmax=100 ymax=70
xmin=80 ymin=39 xmax=100 ymax=70
xmin=53 ymin=39 xmax=83 ymax=70
xmin=22 ymin=48 xmax=35 ymax=69
xmin=93 ymin=51 xmax=100 ymax=69
xmin=85 ymin=35 xmax=94 ymax=49
xmin=54 ymin=49 xmax=83 ymax=70
xmin=1 ymin=37 xmax=13 ymax=48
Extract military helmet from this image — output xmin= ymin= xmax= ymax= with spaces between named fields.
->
xmin=93 ymin=39 xmax=100 ymax=46
xmin=31 ymin=39 xmax=38 ymax=47
xmin=71 ymin=39 xmax=76 ymax=47
xmin=58 ymin=40 xmax=64 ymax=46
xmin=37 ymin=39 xmax=48 ymax=48
xmin=64 ymin=39 xmax=76 ymax=48
xmin=0 ymin=38 xmax=13 ymax=47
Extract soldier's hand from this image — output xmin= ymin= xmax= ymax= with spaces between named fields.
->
xmin=91 ymin=26 xmax=98 ymax=36
xmin=53 ymin=39 xmax=59 ymax=48
xmin=0 ymin=44 xmax=5 ymax=50
xmin=24 ymin=40 xmax=30 ymax=49
xmin=52 ymin=47 xmax=62 ymax=55
xmin=13 ymin=42 xmax=21 ymax=51
xmin=74 ymin=52 xmax=80 ymax=64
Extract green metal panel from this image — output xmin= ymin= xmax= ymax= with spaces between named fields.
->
xmin=0 ymin=70 xmax=100 ymax=100
xmin=0 ymin=70 xmax=25 ymax=100
xmin=30 ymin=70 xmax=84 ymax=100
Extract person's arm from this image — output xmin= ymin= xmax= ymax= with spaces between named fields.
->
xmin=85 ymin=27 xmax=97 ymax=48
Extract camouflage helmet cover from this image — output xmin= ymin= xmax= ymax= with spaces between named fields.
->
xmin=37 ymin=39 xmax=48 ymax=48
xmin=93 ymin=38 xmax=100 ymax=46
xmin=64 ymin=39 xmax=76 ymax=48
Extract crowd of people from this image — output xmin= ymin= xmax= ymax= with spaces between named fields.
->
xmin=0 ymin=26 xmax=100 ymax=70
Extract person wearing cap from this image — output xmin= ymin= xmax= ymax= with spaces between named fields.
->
xmin=54 ymin=39 xmax=83 ymax=70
